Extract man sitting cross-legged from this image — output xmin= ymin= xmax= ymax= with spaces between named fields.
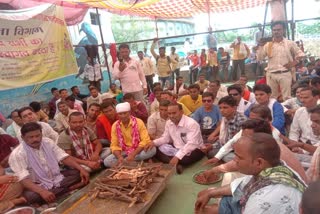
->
xmin=9 ymin=122 xmax=89 ymax=206
xmin=201 ymin=105 xmax=307 ymax=183
xmin=195 ymin=133 xmax=306 ymax=214
xmin=147 ymin=100 xmax=170 ymax=140
xmin=103 ymin=102 xmax=156 ymax=167
xmin=57 ymin=112 xmax=110 ymax=172
xmin=145 ymin=103 xmax=205 ymax=174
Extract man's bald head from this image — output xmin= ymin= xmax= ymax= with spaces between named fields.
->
xmin=248 ymin=133 xmax=281 ymax=166
xmin=234 ymin=133 xmax=280 ymax=175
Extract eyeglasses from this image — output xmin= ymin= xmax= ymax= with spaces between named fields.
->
xmin=229 ymin=93 xmax=239 ymax=97
xmin=202 ymin=99 xmax=212 ymax=103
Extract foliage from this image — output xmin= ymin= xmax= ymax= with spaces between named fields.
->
xmin=111 ymin=15 xmax=155 ymax=51
xmin=296 ymin=20 xmax=320 ymax=35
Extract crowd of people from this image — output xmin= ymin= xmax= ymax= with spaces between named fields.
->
xmin=0 ymin=20 xmax=320 ymax=213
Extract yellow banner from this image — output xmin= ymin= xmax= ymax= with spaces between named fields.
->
xmin=0 ymin=4 xmax=77 ymax=90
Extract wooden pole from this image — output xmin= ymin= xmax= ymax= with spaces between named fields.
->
xmin=96 ymin=8 xmax=112 ymax=86
xmin=291 ymin=0 xmax=295 ymax=41
xmin=262 ymin=1 xmax=269 ymax=38
xmin=284 ymin=1 xmax=290 ymax=39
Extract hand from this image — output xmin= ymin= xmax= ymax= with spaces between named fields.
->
xmin=144 ymin=142 xmax=155 ymax=151
xmin=0 ymin=175 xmax=18 ymax=184
xmin=143 ymin=88 xmax=148 ymax=95
xmin=126 ymin=153 xmax=135 ymax=162
xmin=203 ymin=157 xmax=220 ymax=166
xmin=116 ymin=156 xmax=124 ymax=166
xmin=207 ymin=134 xmax=218 ymax=142
xmin=86 ymin=161 xmax=100 ymax=170
xmin=169 ymin=157 xmax=179 ymax=166
xmin=194 ymin=189 xmax=212 ymax=212
xmin=119 ymin=62 xmax=127 ymax=71
xmin=287 ymin=140 xmax=303 ymax=149
xmin=39 ymin=189 xmax=56 ymax=203
xmin=284 ymin=61 xmax=297 ymax=70
xmin=286 ymin=109 xmax=297 ymax=117
xmin=90 ymin=153 xmax=100 ymax=162
xmin=153 ymin=38 xmax=159 ymax=43
xmin=79 ymin=168 xmax=90 ymax=184
xmin=167 ymin=70 xmax=171 ymax=75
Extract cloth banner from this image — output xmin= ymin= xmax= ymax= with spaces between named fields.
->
xmin=0 ymin=4 xmax=77 ymax=90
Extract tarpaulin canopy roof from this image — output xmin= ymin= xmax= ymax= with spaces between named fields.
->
xmin=0 ymin=0 xmax=267 ymax=24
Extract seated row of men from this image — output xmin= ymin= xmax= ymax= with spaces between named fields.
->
xmin=1 ymin=80 xmax=319 ymax=212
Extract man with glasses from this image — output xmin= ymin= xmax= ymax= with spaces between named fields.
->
xmin=227 ymin=84 xmax=251 ymax=114
xmin=193 ymin=92 xmax=222 ymax=155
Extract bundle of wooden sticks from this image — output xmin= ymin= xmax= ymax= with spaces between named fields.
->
xmin=88 ymin=163 xmax=164 ymax=207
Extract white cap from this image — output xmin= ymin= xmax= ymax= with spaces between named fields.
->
xmin=116 ymin=102 xmax=131 ymax=113
xmin=101 ymin=92 xmax=116 ymax=100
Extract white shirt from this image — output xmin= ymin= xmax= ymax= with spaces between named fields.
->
xmin=153 ymin=115 xmax=204 ymax=159
xmin=289 ymin=107 xmax=320 ymax=145
xmin=147 ymin=112 xmax=167 ymax=139
xmin=55 ymin=98 xmax=83 ymax=116
xmin=231 ymin=175 xmax=302 ymax=214
xmin=9 ymin=137 xmax=68 ymax=181
xmin=54 ymin=109 xmax=77 ymax=132
xmin=215 ymin=127 xmax=281 ymax=160
xmin=150 ymin=99 xmax=159 ymax=115
xmin=84 ymin=63 xmax=102 ymax=81
xmin=17 ymin=122 xmax=59 ymax=143
xmin=237 ymin=98 xmax=251 ymax=114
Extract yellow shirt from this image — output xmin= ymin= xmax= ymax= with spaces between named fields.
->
xmin=110 ymin=117 xmax=151 ymax=152
xmin=151 ymin=42 xmax=171 ymax=77
xmin=179 ymin=95 xmax=203 ymax=113
xmin=178 ymin=102 xmax=192 ymax=116
xmin=195 ymin=80 xmax=210 ymax=92
xmin=207 ymin=51 xmax=218 ymax=66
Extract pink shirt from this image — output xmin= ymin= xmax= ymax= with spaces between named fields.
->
xmin=113 ymin=59 xmax=147 ymax=94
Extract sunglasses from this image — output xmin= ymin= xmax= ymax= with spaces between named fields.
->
xmin=202 ymin=99 xmax=212 ymax=103
xmin=229 ymin=93 xmax=240 ymax=96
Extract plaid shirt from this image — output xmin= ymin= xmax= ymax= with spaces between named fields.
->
xmin=225 ymin=112 xmax=247 ymax=142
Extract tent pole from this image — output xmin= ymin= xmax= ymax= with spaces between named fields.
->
xmin=207 ymin=0 xmax=211 ymax=29
xmin=95 ymin=7 xmax=112 ymax=87
xmin=262 ymin=1 xmax=269 ymax=38
xmin=155 ymin=17 xmax=159 ymax=38
xmin=291 ymin=0 xmax=295 ymax=41
xmin=284 ymin=1 xmax=290 ymax=39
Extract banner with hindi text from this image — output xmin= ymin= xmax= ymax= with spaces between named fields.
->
xmin=0 ymin=4 xmax=77 ymax=90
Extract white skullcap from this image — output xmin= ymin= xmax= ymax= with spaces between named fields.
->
xmin=116 ymin=102 xmax=131 ymax=113
xmin=101 ymin=92 xmax=115 ymax=100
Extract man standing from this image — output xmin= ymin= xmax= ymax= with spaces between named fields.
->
xmin=254 ymin=23 xmax=269 ymax=45
xmin=179 ymin=84 xmax=203 ymax=113
xmin=217 ymin=47 xmax=231 ymax=82
xmin=206 ymin=27 xmax=217 ymax=51
xmin=170 ymin=47 xmax=180 ymax=85
xmin=58 ymin=112 xmax=109 ymax=172
xmin=104 ymin=102 xmax=156 ymax=167
xmin=207 ymin=48 xmax=219 ymax=81
xmin=9 ymin=122 xmax=89 ymax=205
xmin=151 ymin=39 xmax=174 ymax=88
xmin=147 ymin=100 xmax=170 ymax=140
xmin=188 ymin=50 xmax=200 ymax=84
xmin=113 ymin=43 xmax=148 ymax=103
xmin=257 ymin=21 xmax=305 ymax=100
xmin=230 ymin=36 xmax=250 ymax=80
xmin=145 ymin=103 xmax=205 ymax=174
xmin=195 ymin=133 xmax=305 ymax=213
xmin=138 ymin=51 xmax=154 ymax=95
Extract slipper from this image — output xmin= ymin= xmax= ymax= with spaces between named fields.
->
xmin=192 ymin=170 xmax=222 ymax=185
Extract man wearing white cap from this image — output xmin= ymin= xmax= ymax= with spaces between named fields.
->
xmin=104 ymin=102 xmax=156 ymax=167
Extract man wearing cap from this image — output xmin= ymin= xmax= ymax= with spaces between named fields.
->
xmin=103 ymin=102 xmax=156 ymax=167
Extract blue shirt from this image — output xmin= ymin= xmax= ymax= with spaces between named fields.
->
xmin=192 ymin=105 xmax=222 ymax=130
